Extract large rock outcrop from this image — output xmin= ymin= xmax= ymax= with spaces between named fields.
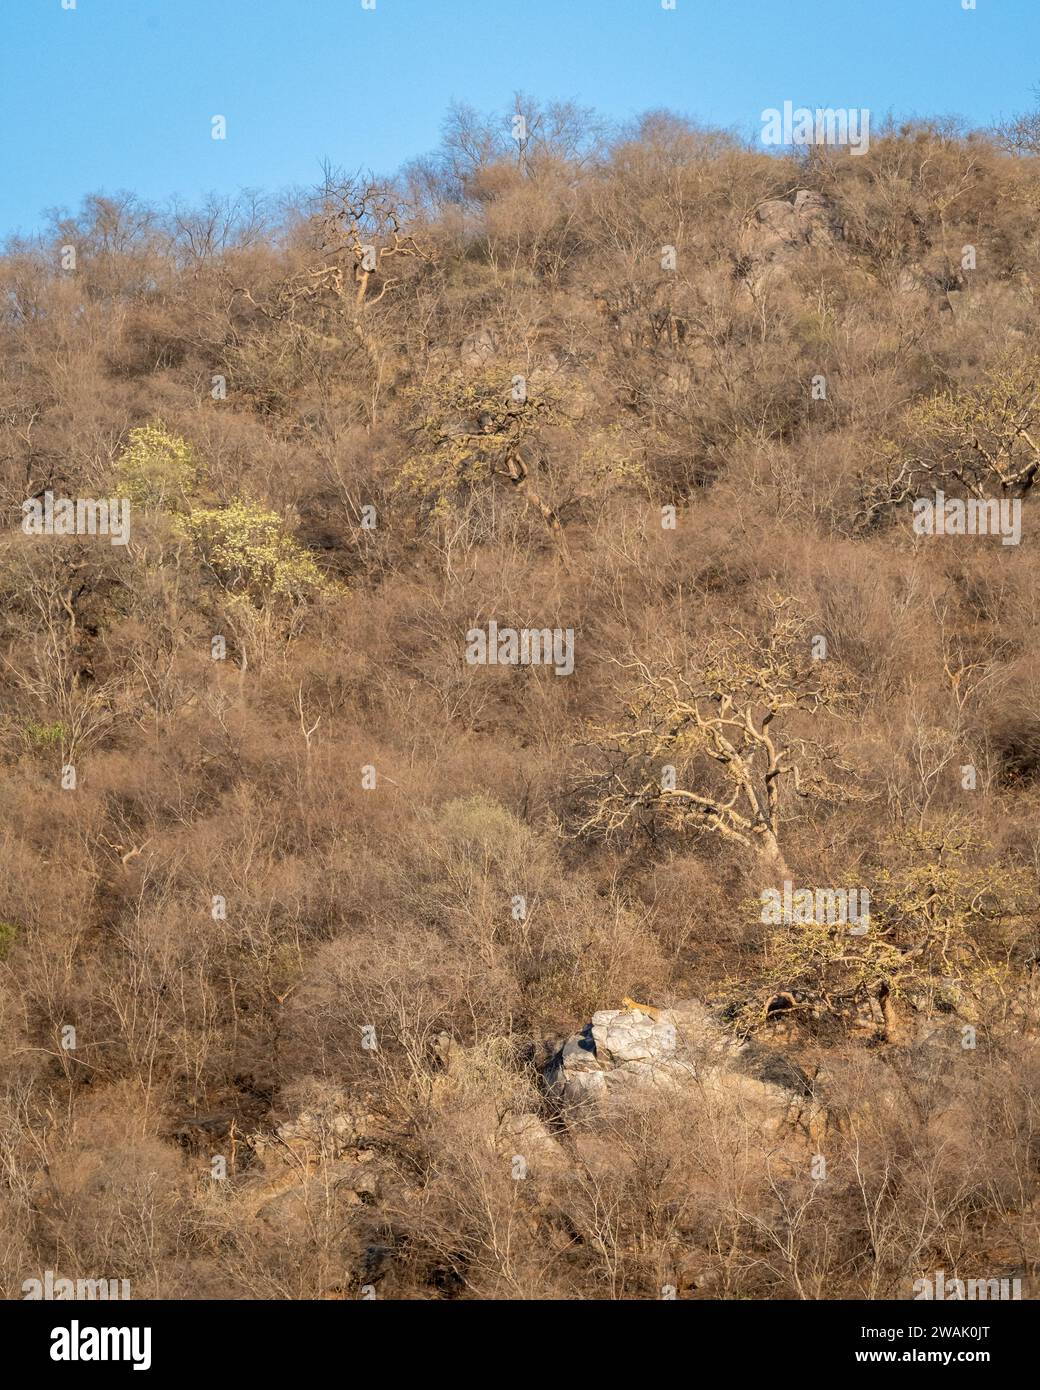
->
xmin=545 ymin=999 xmax=817 ymax=1132
xmin=735 ymin=190 xmax=845 ymax=292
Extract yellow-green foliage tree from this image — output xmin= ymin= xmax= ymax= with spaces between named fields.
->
xmin=114 ymin=422 xmax=199 ymax=509
xmin=182 ymin=500 xmax=328 ymax=602
xmin=904 ymin=352 xmax=1040 ymax=497
xmin=397 ymin=367 xmax=577 ymax=524
xmin=113 ymin=422 xmax=327 ymax=608
xmin=754 ymin=821 xmax=1034 ymax=1036
xmin=861 ymin=351 xmax=1040 ymax=526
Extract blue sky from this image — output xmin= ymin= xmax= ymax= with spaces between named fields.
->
xmin=1 ymin=0 xmax=1037 ymax=239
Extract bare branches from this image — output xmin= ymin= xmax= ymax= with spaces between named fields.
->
xmin=295 ymin=682 xmax=321 ymax=753
xmin=857 ymin=351 xmax=1040 ymax=530
xmin=227 ymin=178 xmax=436 ymax=379
xmin=575 ymin=600 xmax=852 ymax=878
xmin=316 ymin=174 xmax=435 ymax=307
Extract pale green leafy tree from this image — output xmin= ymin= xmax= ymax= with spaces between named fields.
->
xmin=114 ymin=422 xmax=199 ymax=509
xmin=113 ymin=423 xmax=328 ymax=609
xmin=181 ymin=500 xmax=328 ymax=602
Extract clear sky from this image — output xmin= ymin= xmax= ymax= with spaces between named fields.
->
xmin=1 ymin=0 xmax=1037 ymax=239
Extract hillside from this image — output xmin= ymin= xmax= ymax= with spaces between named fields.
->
xmin=2 ymin=105 xmax=1040 ymax=1299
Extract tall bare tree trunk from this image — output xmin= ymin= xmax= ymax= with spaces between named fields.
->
xmin=877 ymin=982 xmax=905 ymax=1044
xmin=755 ymin=829 xmax=791 ymax=883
